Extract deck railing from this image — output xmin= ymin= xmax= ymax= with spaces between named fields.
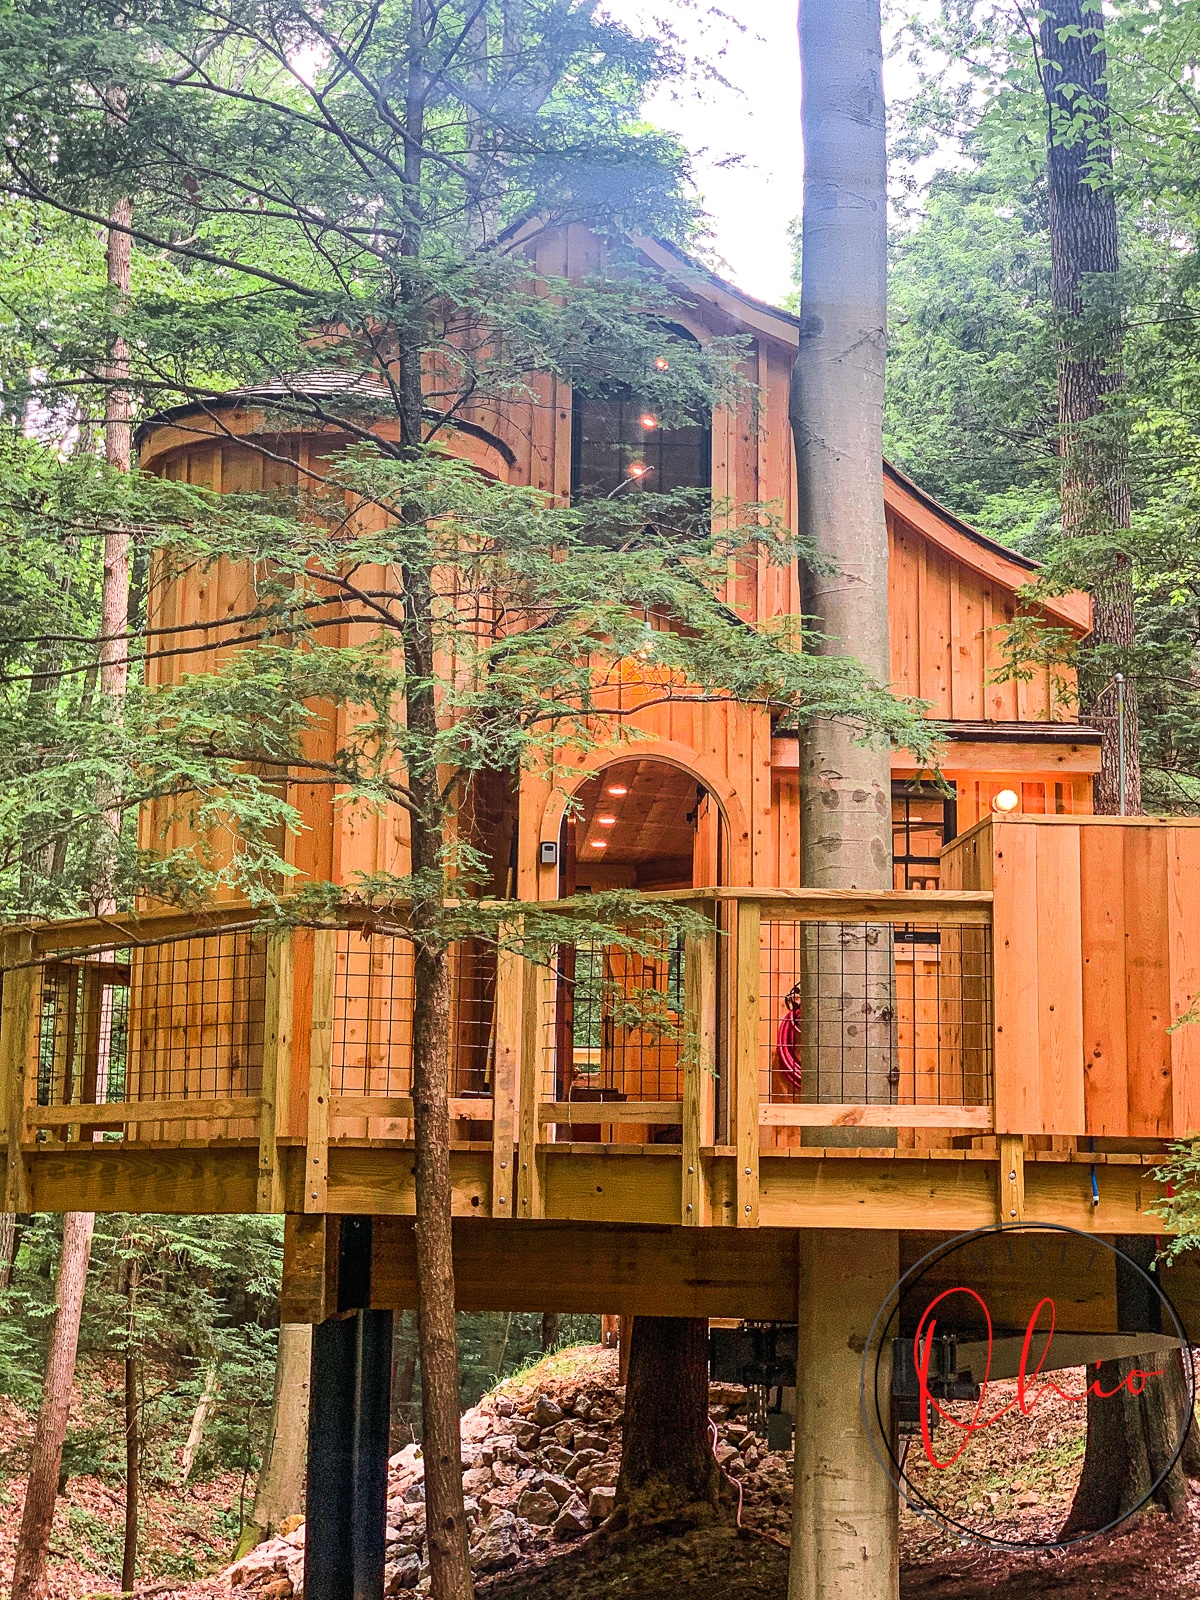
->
xmin=1 ymin=888 xmax=995 ymax=1222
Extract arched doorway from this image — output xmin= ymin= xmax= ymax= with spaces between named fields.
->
xmin=551 ymin=758 xmax=725 ymax=1141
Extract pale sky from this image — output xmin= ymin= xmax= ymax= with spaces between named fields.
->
xmin=604 ymin=0 xmax=805 ymax=307
xmin=602 ymin=2 xmax=920 ymax=311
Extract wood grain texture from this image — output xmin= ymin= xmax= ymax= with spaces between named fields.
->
xmin=1034 ymin=824 xmax=1086 ymax=1134
xmin=734 ymin=900 xmax=761 ymax=1227
xmin=303 ymin=930 xmax=336 ymax=1213
xmin=1168 ymin=826 xmax=1200 ymax=1137
xmin=1080 ymin=824 xmax=1129 ymax=1136
xmin=257 ymin=931 xmax=293 ymax=1213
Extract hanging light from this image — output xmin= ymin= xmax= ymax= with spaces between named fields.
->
xmin=627 ymin=461 xmax=649 ymax=480
xmin=639 ymin=413 xmax=659 ymax=431
xmin=654 ymin=356 xmax=670 ymax=372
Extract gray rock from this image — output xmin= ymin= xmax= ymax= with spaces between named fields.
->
xmin=574 ymin=1431 xmax=609 ymax=1455
xmin=496 ymin=1397 xmax=515 ymax=1417
xmin=531 ymin=1394 xmax=564 ymax=1427
xmin=541 ymin=1475 xmax=573 ymax=1506
xmin=552 ymin=1496 xmax=591 ymax=1539
xmin=470 ymin=1525 xmax=520 ymax=1574
xmin=588 ymin=1486 xmax=617 ymax=1522
xmin=514 ymin=1422 xmax=541 ymax=1450
xmin=575 ymin=1458 xmax=618 ymax=1493
xmin=564 ymin=1448 xmax=604 ymax=1481
xmin=402 ymin=1481 xmax=426 ymax=1503
xmin=542 ymin=1444 xmax=573 ymax=1468
xmin=492 ymin=1433 xmax=519 ymax=1462
xmin=516 ymin=1488 xmax=560 ymax=1526
xmin=384 ymin=1554 xmax=421 ymax=1593
xmin=462 ymin=1466 xmax=493 ymax=1495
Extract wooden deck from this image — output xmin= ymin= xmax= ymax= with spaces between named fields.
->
xmin=2 ymin=816 xmax=1196 ymax=1244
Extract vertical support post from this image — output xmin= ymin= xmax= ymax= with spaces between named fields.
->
xmin=735 ymin=898 xmax=761 ymax=1228
xmin=350 ymin=1309 xmax=392 ymax=1600
xmin=682 ymin=919 xmax=717 ymax=1225
xmin=305 ymin=1315 xmax=355 ymax=1600
xmin=490 ymin=944 xmax=519 ymax=1218
xmin=999 ymin=1133 xmax=1025 ymax=1224
xmin=258 ymin=929 xmax=295 ymax=1215
xmin=517 ymin=956 xmax=547 ymax=1220
xmin=790 ymin=1229 xmax=899 ymax=1600
xmin=304 ymin=1217 xmax=392 ymax=1600
xmin=305 ymin=929 xmax=336 ymax=1215
xmin=1 ymin=933 xmax=37 ymax=1213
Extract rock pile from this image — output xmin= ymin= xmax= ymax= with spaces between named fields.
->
xmin=224 ymin=1357 xmax=795 ymax=1599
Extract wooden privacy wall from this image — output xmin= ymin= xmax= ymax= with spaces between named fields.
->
xmin=944 ymin=816 xmax=1200 ymax=1137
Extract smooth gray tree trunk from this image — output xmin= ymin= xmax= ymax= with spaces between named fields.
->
xmin=791 ymin=0 xmax=896 ymax=1128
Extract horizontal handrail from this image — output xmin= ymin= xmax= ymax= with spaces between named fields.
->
xmin=539 ymin=1100 xmax=684 ymax=1126
xmin=27 ymin=1096 xmax=262 ymax=1128
xmin=758 ymin=1103 xmax=993 ymax=1130
xmin=330 ymin=1095 xmax=493 ymax=1120
xmin=2 ymin=886 xmax=995 ymax=962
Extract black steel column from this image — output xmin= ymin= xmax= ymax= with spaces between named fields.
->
xmin=306 ymin=1314 xmax=358 ymax=1600
xmin=351 ymin=1309 xmax=394 ymax=1600
xmin=305 ymin=1219 xmax=394 ymax=1600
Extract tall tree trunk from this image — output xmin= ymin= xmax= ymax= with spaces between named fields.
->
xmin=1039 ymin=0 xmax=1139 ymax=814
xmin=611 ymin=1317 xmax=719 ymax=1531
xmin=122 ymin=1348 xmax=140 ymax=1592
xmin=243 ymin=1324 xmax=311 ymax=1543
xmin=10 ymin=1212 xmax=96 ymax=1600
xmin=791 ymin=0 xmax=896 ymax=1144
xmin=789 ymin=5 xmax=900 ymax=1597
xmin=0 ymin=1209 xmax=18 ymax=1288
xmin=791 ymin=0 xmax=892 ymax=898
xmin=539 ymin=1313 xmax=560 ymax=1354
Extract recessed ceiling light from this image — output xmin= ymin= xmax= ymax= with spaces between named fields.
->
xmin=597 ymin=815 xmax=617 ymax=827
xmin=606 ymin=784 xmax=628 ymax=796
xmin=639 ymin=413 xmax=658 ymax=431
xmin=591 ymin=839 xmax=608 ymax=849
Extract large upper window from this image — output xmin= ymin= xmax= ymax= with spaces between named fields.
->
xmin=570 ymin=327 xmax=712 ymax=501
xmin=571 ymin=391 xmax=712 ymax=501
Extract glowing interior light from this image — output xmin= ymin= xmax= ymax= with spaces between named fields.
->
xmin=993 ymin=788 xmax=1021 ymax=813
xmin=654 ymin=357 xmax=670 ymax=371
xmin=606 ymin=784 xmax=629 ymax=797
xmin=597 ymin=815 xmax=617 ymax=827
xmin=590 ymin=839 xmax=608 ymax=849
xmin=639 ymin=413 xmax=659 ymax=430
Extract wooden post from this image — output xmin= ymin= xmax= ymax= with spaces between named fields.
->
xmin=1 ymin=934 xmax=37 ymax=1214
xmin=490 ymin=945 xmax=520 ymax=1219
xmin=735 ymin=899 xmax=761 ymax=1228
xmin=258 ymin=930 xmax=295 ymax=1215
xmin=304 ymin=930 xmax=336 ymax=1216
xmin=682 ymin=921 xmax=717 ymax=1226
xmin=791 ymin=1229 xmax=899 ymax=1600
xmin=517 ymin=956 xmax=547 ymax=1221
xmin=999 ymin=1133 xmax=1026 ymax=1224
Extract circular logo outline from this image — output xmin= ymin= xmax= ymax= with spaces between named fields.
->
xmin=859 ymin=1223 xmax=1196 ymax=1551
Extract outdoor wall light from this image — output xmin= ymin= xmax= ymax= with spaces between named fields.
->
xmin=654 ymin=356 xmax=670 ymax=371
xmin=639 ymin=413 xmax=659 ymax=430
xmin=993 ymin=789 xmax=1021 ymax=813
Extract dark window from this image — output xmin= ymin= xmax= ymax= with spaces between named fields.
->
xmin=891 ymin=783 xmax=957 ymax=892
xmin=570 ymin=326 xmax=712 ymax=502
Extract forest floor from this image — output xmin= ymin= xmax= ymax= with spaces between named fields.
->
xmin=0 ymin=1368 xmax=248 ymax=1600
xmin=4 ymin=1346 xmax=1200 ymax=1599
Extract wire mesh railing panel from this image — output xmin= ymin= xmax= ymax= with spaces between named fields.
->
xmin=759 ymin=920 xmax=992 ymax=1108
xmin=36 ymin=958 xmax=131 ymax=1107
xmin=127 ymin=933 xmax=266 ymax=1100
xmin=36 ymin=931 xmax=267 ymax=1108
xmin=543 ymin=933 xmax=687 ymax=1105
xmin=332 ymin=933 xmax=497 ymax=1099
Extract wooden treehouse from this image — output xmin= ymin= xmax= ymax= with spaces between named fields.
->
xmin=4 ymin=223 xmax=1200 ymax=1340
